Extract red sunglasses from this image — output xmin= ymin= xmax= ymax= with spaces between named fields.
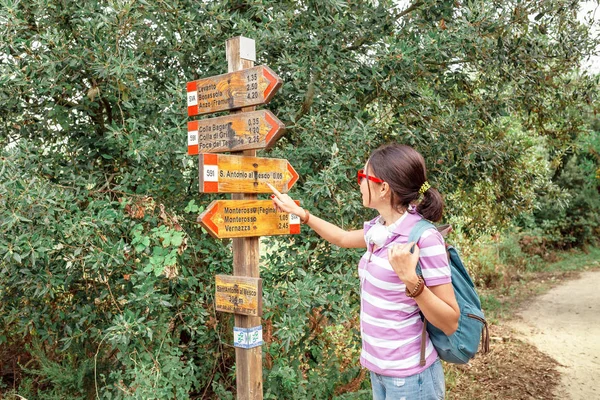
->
xmin=357 ymin=169 xmax=384 ymax=185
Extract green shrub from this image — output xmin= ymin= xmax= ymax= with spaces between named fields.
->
xmin=518 ymin=155 xmax=600 ymax=250
xmin=0 ymin=145 xmax=230 ymax=399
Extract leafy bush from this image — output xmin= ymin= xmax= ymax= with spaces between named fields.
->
xmin=518 ymin=154 xmax=600 ymax=250
xmin=0 ymin=144 xmax=232 ymax=399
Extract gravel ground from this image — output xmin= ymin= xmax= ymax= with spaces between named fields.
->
xmin=508 ymin=270 xmax=600 ymax=400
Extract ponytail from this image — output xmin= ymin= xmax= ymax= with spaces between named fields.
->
xmin=416 ymin=186 xmax=444 ymax=222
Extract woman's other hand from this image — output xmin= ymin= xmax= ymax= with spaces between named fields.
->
xmin=388 ymin=242 xmax=420 ymax=284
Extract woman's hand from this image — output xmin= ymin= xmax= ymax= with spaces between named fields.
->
xmin=390 ymin=242 xmax=460 ymax=334
xmin=267 ymin=183 xmax=305 ymax=217
xmin=388 ymin=242 xmax=420 ymax=284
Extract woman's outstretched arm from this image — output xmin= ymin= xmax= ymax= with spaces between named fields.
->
xmin=267 ymin=183 xmax=365 ymax=249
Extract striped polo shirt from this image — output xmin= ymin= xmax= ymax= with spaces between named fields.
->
xmin=358 ymin=212 xmax=452 ymax=377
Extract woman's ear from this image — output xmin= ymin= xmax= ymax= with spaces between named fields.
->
xmin=380 ymin=182 xmax=390 ymax=198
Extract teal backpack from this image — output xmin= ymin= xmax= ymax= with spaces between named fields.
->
xmin=408 ymin=220 xmax=489 ymax=365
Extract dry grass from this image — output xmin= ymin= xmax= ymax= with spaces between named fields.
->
xmin=446 ymin=324 xmax=561 ymax=400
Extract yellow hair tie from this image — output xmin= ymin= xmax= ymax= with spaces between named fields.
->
xmin=419 ymin=181 xmax=431 ymax=195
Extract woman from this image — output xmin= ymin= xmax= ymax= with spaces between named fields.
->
xmin=268 ymin=143 xmax=459 ymax=400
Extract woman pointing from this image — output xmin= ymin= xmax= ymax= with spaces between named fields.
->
xmin=268 ymin=143 xmax=459 ymax=400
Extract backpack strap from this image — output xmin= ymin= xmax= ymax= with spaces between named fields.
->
xmin=407 ymin=219 xmax=436 ymax=276
xmin=419 ymin=320 xmax=428 ymax=366
xmin=407 ymin=219 xmax=436 ymax=367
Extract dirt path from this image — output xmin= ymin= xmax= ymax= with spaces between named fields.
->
xmin=508 ymin=270 xmax=600 ymax=400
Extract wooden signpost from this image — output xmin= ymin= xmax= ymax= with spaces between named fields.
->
xmin=186 ymin=36 xmax=297 ymax=400
xmin=187 ymin=110 xmax=285 ymax=155
xmin=187 ymin=65 xmax=283 ymax=116
xmin=199 ymin=154 xmax=299 ymax=194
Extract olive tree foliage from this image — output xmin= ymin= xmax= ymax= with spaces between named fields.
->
xmin=0 ymin=0 xmax=598 ymax=398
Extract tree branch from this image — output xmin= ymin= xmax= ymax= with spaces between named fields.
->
xmin=343 ymin=1 xmax=424 ymax=52
xmin=53 ymin=96 xmax=79 ymax=109
xmin=101 ymin=98 xmax=113 ymax=126
xmin=395 ymin=1 xmax=425 ymax=19
xmin=293 ymin=71 xmax=320 ymax=124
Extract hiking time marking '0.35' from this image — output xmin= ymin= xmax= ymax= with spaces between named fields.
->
xmin=187 ymin=110 xmax=285 ymax=155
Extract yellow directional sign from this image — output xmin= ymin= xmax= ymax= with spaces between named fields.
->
xmin=199 ymin=154 xmax=299 ymax=194
xmin=198 ymin=200 xmax=301 ymax=239
xmin=215 ymin=275 xmax=262 ymax=316
xmin=186 ymin=65 xmax=282 ymax=116
xmin=187 ymin=110 xmax=285 ymax=155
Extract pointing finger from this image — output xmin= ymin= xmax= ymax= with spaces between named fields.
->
xmin=266 ymin=183 xmax=282 ymax=198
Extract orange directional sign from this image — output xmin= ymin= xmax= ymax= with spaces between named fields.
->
xmin=199 ymin=154 xmax=298 ymax=194
xmin=187 ymin=110 xmax=285 ymax=155
xmin=186 ymin=65 xmax=282 ymax=116
xmin=198 ymin=200 xmax=301 ymax=239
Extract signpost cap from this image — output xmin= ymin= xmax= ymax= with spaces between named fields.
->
xmin=226 ymin=36 xmax=256 ymax=62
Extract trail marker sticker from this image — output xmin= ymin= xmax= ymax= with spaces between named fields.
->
xmin=233 ymin=326 xmax=262 ymax=349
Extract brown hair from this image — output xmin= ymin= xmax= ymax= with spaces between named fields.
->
xmin=367 ymin=143 xmax=444 ymax=222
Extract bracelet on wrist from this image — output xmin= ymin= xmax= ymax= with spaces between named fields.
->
xmin=405 ymin=275 xmax=425 ymax=298
xmin=300 ymin=208 xmax=310 ymax=224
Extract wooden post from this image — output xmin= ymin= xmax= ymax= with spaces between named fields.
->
xmin=226 ymin=36 xmax=263 ymax=400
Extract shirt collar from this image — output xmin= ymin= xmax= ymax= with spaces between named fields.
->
xmin=368 ymin=211 xmax=423 ymax=249
xmin=377 ymin=211 xmax=408 ymax=232
xmin=389 ymin=211 xmax=422 ymax=236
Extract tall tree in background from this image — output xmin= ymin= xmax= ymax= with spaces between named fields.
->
xmin=1 ymin=0 xmax=598 ymax=398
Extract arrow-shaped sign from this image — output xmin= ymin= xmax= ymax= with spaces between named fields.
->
xmin=186 ymin=65 xmax=282 ymax=117
xmin=198 ymin=200 xmax=301 ymax=239
xmin=199 ymin=154 xmax=298 ymax=193
xmin=187 ymin=110 xmax=285 ymax=155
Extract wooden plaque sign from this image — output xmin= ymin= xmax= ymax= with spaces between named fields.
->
xmin=187 ymin=110 xmax=285 ymax=155
xmin=186 ymin=65 xmax=282 ymax=116
xmin=215 ymin=275 xmax=262 ymax=316
xmin=199 ymin=154 xmax=299 ymax=194
xmin=198 ymin=200 xmax=301 ymax=239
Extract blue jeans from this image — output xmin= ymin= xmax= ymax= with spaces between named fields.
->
xmin=370 ymin=359 xmax=445 ymax=400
